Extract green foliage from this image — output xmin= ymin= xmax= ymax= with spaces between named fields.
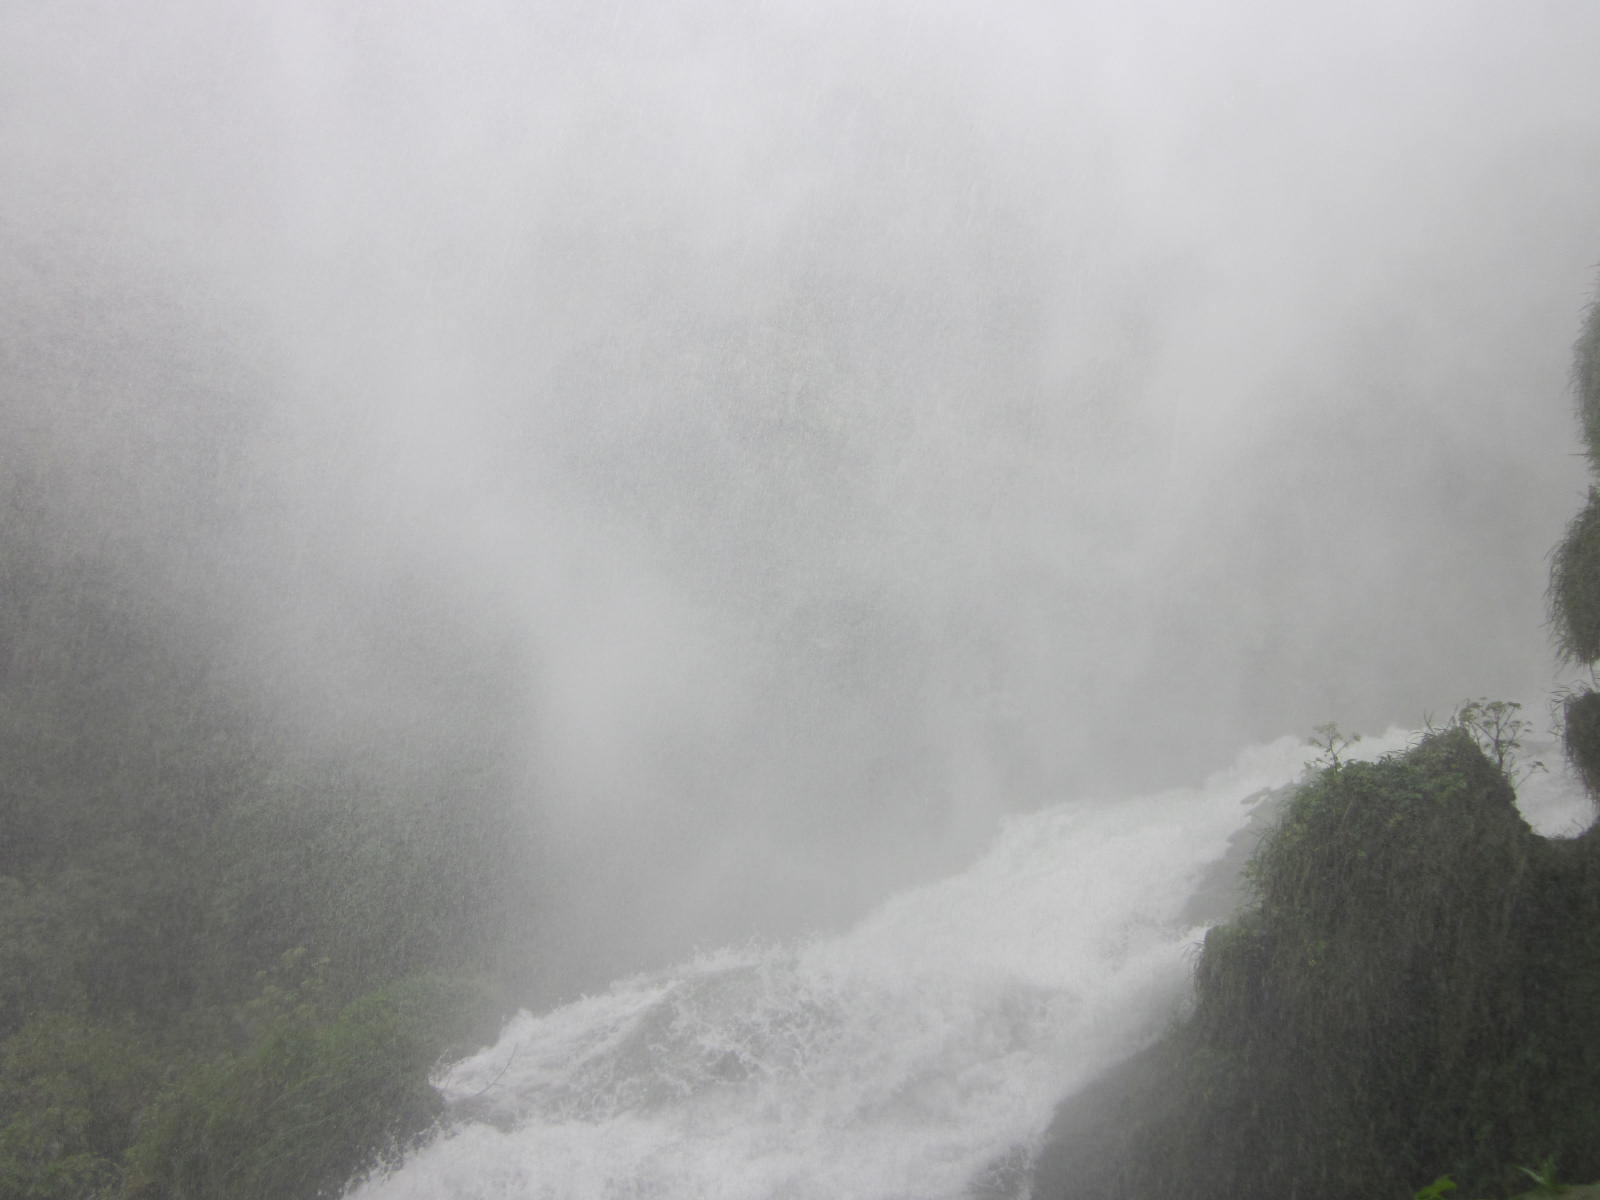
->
xmin=127 ymin=959 xmax=497 ymax=1200
xmin=1414 ymin=1175 xmax=1457 ymax=1200
xmin=0 ymin=508 xmax=527 ymax=1197
xmin=1452 ymin=698 xmax=1545 ymax=785
xmin=1573 ymin=294 xmax=1600 ymax=468
xmin=0 ymin=840 xmax=199 ymax=1040
xmin=1562 ymin=689 xmax=1600 ymax=796
xmin=0 ymin=1013 xmax=159 ymax=1200
xmin=1551 ymin=491 xmax=1600 ymax=665
xmin=1306 ymin=721 xmax=1361 ymax=770
xmin=1044 ymin=729 xmax=1600 ymax=1200
xmin=1519 ymin=1155 xmax=1567 ymax=1194
xmin=1549 ymin=286 xmax=1600 ymax=790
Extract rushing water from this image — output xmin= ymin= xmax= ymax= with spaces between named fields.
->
xmin=349 ymin=724 xmax=1585 ymax=1200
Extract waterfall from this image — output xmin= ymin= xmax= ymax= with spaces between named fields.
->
xmin=351 ymin=722 xmax=1588 ymax=1200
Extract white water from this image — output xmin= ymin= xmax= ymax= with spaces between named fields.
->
xmin=350 ymin=725 xmax=1587 ymax=1200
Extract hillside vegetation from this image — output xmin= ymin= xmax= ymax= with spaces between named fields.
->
xmin=0 ymin=416 xmax=533 ymax=1197
xmin=1036 ymin=720 xmax=1600 ymax=1198
xmin=1035 ymin=287 xmax=1600 ymax=1199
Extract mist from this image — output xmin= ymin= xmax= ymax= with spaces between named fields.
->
xmin=5 ymin=0 xmax=1598 ymax=1001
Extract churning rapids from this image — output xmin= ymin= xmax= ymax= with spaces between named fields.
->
xmin=347 ymin=726 xmax=1587 ymax=1200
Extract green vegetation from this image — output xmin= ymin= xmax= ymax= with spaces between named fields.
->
xmin=1450 ymin=699 xmax=1544 ymax=785
xmin=124 ymin=965 xmax=495 ymax=1200
xmin=1307 ymin=721 xmax=1361 ymax=770
xmin=1039 ymin=723 xmax=1600 ymax=1199
xmin=1561 ymin=688 xmax=1600 ymax=795
xmin=1552 ymin=295 xmax=1600 ymax=674
xmin=1553 ymin=283 xmax=1600 ymax=805
xmin=1572 ymin=294 xmax=1600 ymax=467
xmin=0 ymin=502 xmax=528 ymax=1196
xmin=1035 ymin=272 xmax=1600 ymax=1200
xmin=1550 ymin=493 xmax=1600 ymax=663
xmin=1516 ymin=1156 xmax=1566 ymax=1195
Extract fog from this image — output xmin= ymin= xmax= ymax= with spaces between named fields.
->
xmin=5 ymin=0 xmax=1598 ymax=1001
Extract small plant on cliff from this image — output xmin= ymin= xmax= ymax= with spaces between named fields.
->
xmin=1307 ymin=722 xmax=1360 ymax=770
xmin=1412 ymin=1175 xmax=1457 ymax=1200
xmin=1452 ymin=699 xmax=1545 ymax=785
xmin=1518 ymin=1155 xmax=1567 ymax=1195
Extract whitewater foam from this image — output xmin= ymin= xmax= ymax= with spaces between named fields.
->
xmin=349 ymin=724 xmax=1584 ymax=1200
